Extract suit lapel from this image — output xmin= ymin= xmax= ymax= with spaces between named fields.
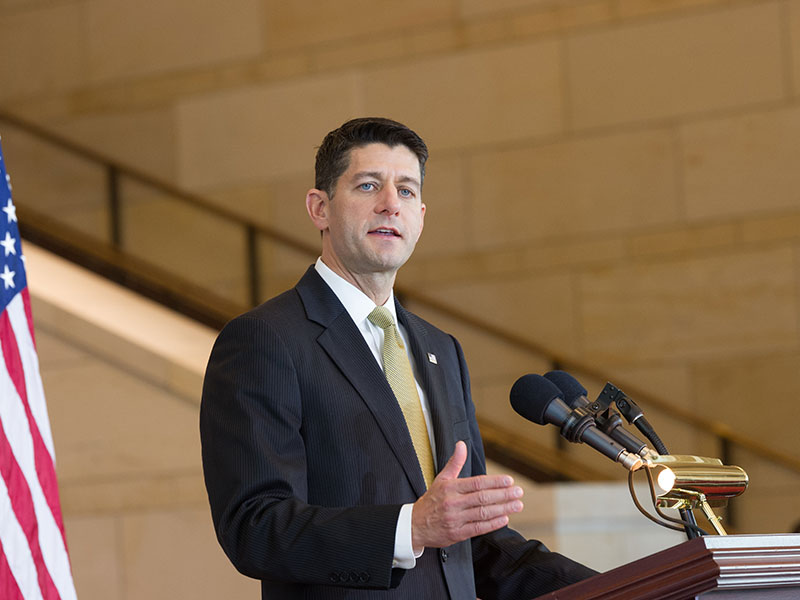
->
xmin=296 ymin=268 xmax=428 ymax=497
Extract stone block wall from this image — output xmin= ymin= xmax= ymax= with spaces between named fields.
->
xmin=3 ymin=0 xmax=800 ymax=540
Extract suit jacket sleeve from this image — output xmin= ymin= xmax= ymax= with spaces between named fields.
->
xmin=200 ymin=314 xmax=403 ymax=589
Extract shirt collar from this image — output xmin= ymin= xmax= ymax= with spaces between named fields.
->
xmin=314 ymin=258 xmax=397 ymax=326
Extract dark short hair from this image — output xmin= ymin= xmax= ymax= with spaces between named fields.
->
xmin=314 ymin=117 xmax=429 ymax=197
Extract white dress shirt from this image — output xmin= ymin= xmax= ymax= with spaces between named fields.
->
xmin=314 ymin=258 xmax=434 ymax=569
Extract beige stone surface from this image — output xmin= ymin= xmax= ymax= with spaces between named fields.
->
xmin=60 ymin=471 xmax=207 ymax=514
xmin=742 ymin=211 xmax=800 ymax=244
xmin=682 ymin=106 xmax=800 ymax=222
xmin=521 ymin=236 xmax=628 ymax=273
xmin=27 ymin=245 xmax=215 ymax=402
xmin=263 ymin=0 xmax=456 ymax=51
xmin=1 ymin=123 xmax=110 ymax=241
xmin=616 ymin=0 xmax=723 ymax=18
xmin=84 ymin=0 xmax=263 ymax=84
xmin=580 ymin=248 xmax=799 ymax=362
xmin=405 ymin=26 xmax=462 ymax=57
xmin=723 ymin=451 xmax=800 ymax=533
xmin=418 ymin=270 xmax=580 ymax=357
xmin=44 ymin=358 xmax=201 ymax=481
xmin=469 ymin=128 xmax=679 ymax=248
xmin=402 ymin=298 xmax=550 ymax=385
xmin=364 ymin=40 xmax=563 ymax=151
xmin=462 ymin=16 xmax=510 ymax=46
xmin=629 ymin=223 xmax=738 ymax=258
xmin=692 ymin=351 xmax=800 ymax=458
xmin=120 ymin=182 xmax=250 ymax=305
xmin=65 ymin=515 xmax=122 ymax=600
xmin=566 ymin=3 xmax=785 ymax=129
xmin=176 ymin=73 xmax=361 ymax=188
xmin=0 ymin=4 xmax=84 ymax=101
xmin=311 ymin=37 xmax=409 ymax=71
xmin=510 ymin=8 xmax=560 ymax=37
xmin=460 ymin=0 xmax=552 ymax=19
xmin=413 ymin=153 xmax=472 ymax=258
xmin=558 ymin=0 xmax=613 ymax=29
xmin=122 ymin=509 xmax=258 ymax=600
xmin=789 ymin=0 xmax=800 ymax=97
xmin=49 ymin=108 xmax=178 ymax=181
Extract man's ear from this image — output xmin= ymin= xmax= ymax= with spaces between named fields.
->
xmin=306 ymin=189 xmax=329 ymax=232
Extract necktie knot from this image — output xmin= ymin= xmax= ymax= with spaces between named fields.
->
xmin=368 ymin=306 xmax=405 ymax=350
xmin=367 ymin=306 xmax=394 ymax=330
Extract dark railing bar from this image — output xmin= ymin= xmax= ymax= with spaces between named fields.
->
xmin=107 ymin=165 xmax=121 ymax=248
xmin=246 ymin=226 xmax=260 ymax=307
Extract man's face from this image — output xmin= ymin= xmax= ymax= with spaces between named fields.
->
xmin=308 ymin=143 xmax=426 ymax=279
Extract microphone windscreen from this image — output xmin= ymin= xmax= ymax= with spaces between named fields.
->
xmin=544 ymin=371 xmax=588 ymax=407
xmin=510 ymin=374 xmax=563 ymax=425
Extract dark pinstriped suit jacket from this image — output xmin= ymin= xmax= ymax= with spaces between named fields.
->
xmin=200 ymin=267 xmax=596 ymax=599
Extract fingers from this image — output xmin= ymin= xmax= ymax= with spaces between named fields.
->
xmin=411 ymin=466 xmax=525 ymax=550
xmin=446 ymin=481 xmax=524 ymax=513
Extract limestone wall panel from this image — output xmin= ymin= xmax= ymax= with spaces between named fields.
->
xmin=692 ymin=352 xmax=800 ymax=458
xmin=420 ymin=271 xmax=579 ymax=357
xmin=122 ymin=509 xmax=258 ymax=600
xmin=0 ymin=4 xmax=84 ymax=102
xmin=65 ymin=516 xmax=122 ymax=600
xmin=468 ymin=128 xmax=679 ymax=249
xmin=264 ymin=0 xmax=456 ymax=51
xmin=459 ymin=0 xmax=551 ymax=19
xmin=50 ymin=108 xmax=177 ymax=181
xmin=682 ymin=107 xmax=800 ymax=222
xmin=84 ymin=0 xmax=263 ymax=84
xmin=363 ymin=41 xmax=563 ymax=151
xmin=789 ymin=0 xmax=800 ymax=98
xmin=45 ymin=359 xmax=201 ymax=482
xmin=616 ymin=0 xmax=724 ymax=18
xmin=579 ymin=248 xmax=799 ymax=363
xmin=175 ymin=73 xmax=361 ymax=189
xmin=566 ymin=3 xmax=785 ymax=130
xmin=413 ymin=154 xmax=472 ymax=258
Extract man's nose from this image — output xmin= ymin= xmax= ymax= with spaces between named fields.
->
xmin=376 ymin=186 xmax=402 ymax=214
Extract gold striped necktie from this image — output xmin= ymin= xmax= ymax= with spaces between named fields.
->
xmin=368 ymin=306 xmax=435 ymax=488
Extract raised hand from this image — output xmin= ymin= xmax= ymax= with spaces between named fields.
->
xmin=411 ymin=441 xmax=524 ymax=551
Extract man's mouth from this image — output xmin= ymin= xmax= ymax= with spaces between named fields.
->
xmin=369 ymin=227 xmax=401 ymax=238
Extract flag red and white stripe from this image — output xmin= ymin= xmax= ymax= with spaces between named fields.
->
xmin=0 ymin=137 xmax=77 ymax=599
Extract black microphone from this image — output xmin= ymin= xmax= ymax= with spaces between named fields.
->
xmin=543 ymin=371 xmax=654 ymax=458
xmin=510 ymin=374 xmax=642 ymax=471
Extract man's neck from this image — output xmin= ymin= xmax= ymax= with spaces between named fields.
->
xmin=318 ymin=256 xmax=396 ymax=306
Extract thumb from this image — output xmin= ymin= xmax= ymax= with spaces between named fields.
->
xmin=436 ymin=440 xmax=467 ymax=481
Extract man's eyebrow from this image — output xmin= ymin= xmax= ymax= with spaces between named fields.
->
xmin=353 ymin=171 xmax=421 ymax=187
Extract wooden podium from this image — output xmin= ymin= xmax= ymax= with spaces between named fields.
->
xmin=535 ymin=534 xmax=800 ymax=599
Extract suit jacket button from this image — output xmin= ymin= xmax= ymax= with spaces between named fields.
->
xmin=329 ymin=572 xmax=340 ymax=583
xmin=348 ymin=571 xmax=359 ymax=582
xmin=440 ymin=548 xmax=448 ymax=562
xmin=359 ymin=572 xmax=370 ymax=582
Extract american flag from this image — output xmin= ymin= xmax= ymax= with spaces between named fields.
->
xmin=0 ymin=138 xmax=77 ymax=599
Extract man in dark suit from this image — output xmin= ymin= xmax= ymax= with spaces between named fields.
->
xmin=200 ymin=117 xmax=597 ymax=598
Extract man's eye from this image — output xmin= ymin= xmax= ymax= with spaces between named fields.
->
xmin=399 ymin=188 xmax=413 ymax=197
xmin=359 ymin=183 xmax=375 ymax=191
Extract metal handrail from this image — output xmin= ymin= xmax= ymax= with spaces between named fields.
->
xmin=2 ymin=109 xmax=798 ymax=492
